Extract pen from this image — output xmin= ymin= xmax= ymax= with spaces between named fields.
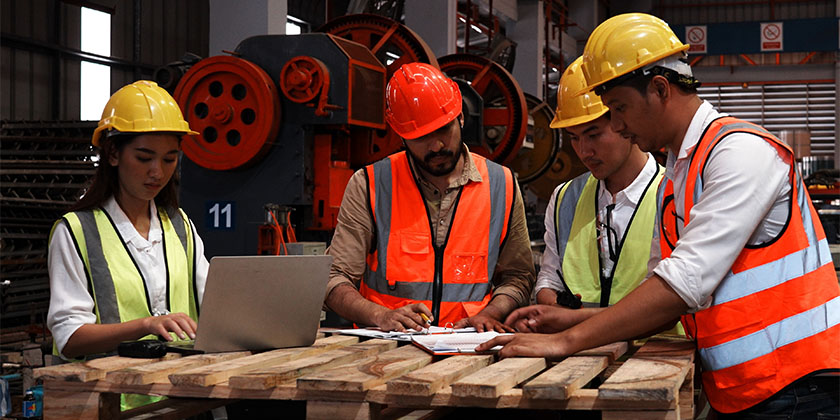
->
xmin=420 ymin=313 xmax=432 ymax=325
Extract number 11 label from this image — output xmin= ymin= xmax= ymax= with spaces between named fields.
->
xmin=206 ymin=201 xmax=235 ymax=230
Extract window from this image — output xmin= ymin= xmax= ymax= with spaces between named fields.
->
xmin=80 ymin=7 xmax=111 ymax=121
xmin=698 ymin=82 xmax=836 ymax=157
xmin=287 ymin=16 xmax=306 ymax=35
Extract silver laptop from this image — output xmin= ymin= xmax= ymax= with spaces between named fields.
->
xmin=193 ymin=255 xmax=331 ymax=353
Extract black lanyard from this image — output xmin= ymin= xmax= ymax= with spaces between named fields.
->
xmin=593 ymin=166 xmax=660 ymax=307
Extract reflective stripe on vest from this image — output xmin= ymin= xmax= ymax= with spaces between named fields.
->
xmin=658 ymin=117 xmax=840 ymax=413
xmin=554 ymin=168 xmax=664 ymax=307
xmin=361 ymin=151 xmax=513 ymax=325
xmin=58 ymin=206 xmax=198 ymax=327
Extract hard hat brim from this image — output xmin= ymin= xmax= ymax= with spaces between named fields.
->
xmin=91 ymin=127 xmax=199 ymax=147
xmin=549 ymin=107 xmax=608 ymax=129
xmin=576 ymin=44 xmax=690 ymax=97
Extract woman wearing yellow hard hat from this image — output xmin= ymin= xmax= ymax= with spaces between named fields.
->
xmin=46 ymin=80 xmax=210 ymax=410
xmin=479 ymin=13 xmax=839 ymax=419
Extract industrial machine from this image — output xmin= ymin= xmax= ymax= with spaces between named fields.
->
xmin=174 ymin=32 xmax=386 ymax=256
xmin=172 ymin=14 xmax=567 ymax=258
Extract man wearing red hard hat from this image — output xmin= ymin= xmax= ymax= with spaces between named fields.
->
xmin=324 ymin=62 xmax=535 ymax=332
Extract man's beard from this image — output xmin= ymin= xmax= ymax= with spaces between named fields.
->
xmin=408 ymin=147 xmax=461 ymax=177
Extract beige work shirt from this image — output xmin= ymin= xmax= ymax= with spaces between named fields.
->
xmin=325 ymin=145 xmax=535 ymax=308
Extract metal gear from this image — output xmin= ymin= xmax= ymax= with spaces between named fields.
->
xmin=317 ymin=13 xmax=440 ymax=166
xmin=439 ymin=53 xmax=527 ymax=165
xmin=509 ymin=93 xmax=561 ymax=183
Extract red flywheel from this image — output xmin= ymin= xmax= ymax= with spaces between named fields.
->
xmin=174 ymin=55 xmax=281 ymax=170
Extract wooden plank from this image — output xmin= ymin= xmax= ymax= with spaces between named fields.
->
xmin=368 ymin=385 xmax=677 ymax=410
xmin=387 ymin=408 xmax=455 ymax=420
xmin=522 ymin=356 xmax=609 ymax=400
xmin=574 ymin=341 xmax=629 ymax=363
xmin=679 ymin=364 xmax=695 ymax=420
xmin=450 ymin=357 xmax=546 ymax=399
xmin=228 ymin=339 xmax=397 ymax=390
xmin=107 ymin=351 xmax=251 ymax=385
xmin=35 ymin=355 xmax=179 ymax=382
xmin=169 ymin=335 xmax=360 ymax=387
xmin=306 ymin=401 xmax=378 ymax=420
xmin=121 ymin=397 xmax=232 ymax=420
xmin=680 ymin=405 xmax=693 ymax=420
xmin=169 ymin=349 xmax=313 ymax=387
xmin=602 ymin=409 xmax=679 ymax=420
xmin=598 ymin=357 xmax=692 ymax=402
xmin=42 ymin=390 xmax=119 ymax=420
xmin=2 ymin=351 xmax=23 ymax=364
xmin=308 ymin=334 xmax=362 ymax=349
xmin=297 ymin=345 xmax=432 ymax=393
xmin=634 ymin=337 xmax=695 ymax=360
xmin=386 ymin=355 xmax=493 ymax=396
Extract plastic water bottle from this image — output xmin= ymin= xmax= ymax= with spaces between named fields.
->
xmin=22 ymin=390 xmax=36 ymax=418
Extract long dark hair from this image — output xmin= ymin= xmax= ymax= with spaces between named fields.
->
xmin=69 ymin=132 xmax=181 ymax=213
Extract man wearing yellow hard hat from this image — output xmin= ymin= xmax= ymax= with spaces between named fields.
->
xmin=480 ymin=13 xmax=839 ymax=418
xmin=512 ymin=57 xmax=683 ymax=336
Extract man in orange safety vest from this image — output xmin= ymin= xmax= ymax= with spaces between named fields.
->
xmin=324 ymin=62 xmax=535 ymax=333
xmin=482 ymin=13 xmax=839 ymax=418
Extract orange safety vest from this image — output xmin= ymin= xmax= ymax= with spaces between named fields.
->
xmin=361 ymin=151 xmax=514 ymax=326
xmin=658 ymin=116 xmax=840 ymax=413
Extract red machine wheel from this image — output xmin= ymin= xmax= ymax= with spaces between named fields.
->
xmin=439 ymin=54 xmax=528 ymax=165
xmin=174 ymin=55 xmax=280 ymax=170
xmin=280 ymin=56 xmax=328 ymax=104
xmin=318 ymin=14 xmax=440 ymax=166
xmin=317 ymin=14 xmax=439 ymax=77
xmin=509 ymin=93 xmax=561 ymax=183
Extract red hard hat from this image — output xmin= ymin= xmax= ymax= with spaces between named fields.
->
xmin=385 ymin=62 xmax=462 ymax=140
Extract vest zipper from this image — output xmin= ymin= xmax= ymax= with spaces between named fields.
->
xmin=431 ymin=245 xmax=444 ymax=325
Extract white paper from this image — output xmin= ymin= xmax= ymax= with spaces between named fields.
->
xmin=411 ymin=331 xmax=511 ymax=353
xmin=335 ymin=326 xmax=476 ymax=341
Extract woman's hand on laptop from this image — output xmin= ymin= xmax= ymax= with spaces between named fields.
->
xmin=372 ymin=303 xmax=433 ymax=332
xmin=142 ymin=312 xmax=198 ymax=341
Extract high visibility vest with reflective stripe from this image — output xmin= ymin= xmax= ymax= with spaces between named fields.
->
xmin=55 ymin=206 xmax=198 ymax=332
xmin=361 ymin=151 xmax=514 ymax=326
xmin=657 ymin=117 xmax=840 ymax=413
xmin=554 ymin=167 xmax=665 ymax=306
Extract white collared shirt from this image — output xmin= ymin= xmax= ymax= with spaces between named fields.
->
xmin=649 ymin=101 xmax=791 ymax=311
xmin=46 ymin=196 xmax=209 ymax=356
xmin=536 ymin=153 xmax=658 ymax=294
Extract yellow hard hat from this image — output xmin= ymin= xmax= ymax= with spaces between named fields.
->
xmin=579 ymin=13 xmax=689 ymax=95
xmin=91 ymin=80 xmax=198 ymax=146
xmin=550 ymin=57 xmax=608 ymax=129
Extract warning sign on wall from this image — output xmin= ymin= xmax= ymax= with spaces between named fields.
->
xmin=686 ymin=25 xmax=707 ymax=54
xmin=760 ymin=22 xmax=783 ymax=51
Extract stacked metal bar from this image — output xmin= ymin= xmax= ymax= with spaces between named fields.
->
xmin=0 ymin=121 xmax=96 ymax=328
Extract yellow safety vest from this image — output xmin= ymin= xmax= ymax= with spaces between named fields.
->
xmin=50 ymin=204 xmax=198 ymax=410
xmin=553 ymin=166 xmax=683 ymax=335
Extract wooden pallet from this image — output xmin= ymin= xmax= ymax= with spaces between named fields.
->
xmin=35 ymin=334 xmax=695 ymax=420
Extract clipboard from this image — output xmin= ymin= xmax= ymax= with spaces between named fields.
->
xmin=410 ymin=331 xmax=511 ymax=355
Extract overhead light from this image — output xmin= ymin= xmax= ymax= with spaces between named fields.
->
xmin=471 ymin=24 xmax=482 ymax=33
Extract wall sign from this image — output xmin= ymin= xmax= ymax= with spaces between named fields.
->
xmin=760 ymin=22 xmax=783 ymax=51
xmin=686 ymin=25 xmax=707 ymax=54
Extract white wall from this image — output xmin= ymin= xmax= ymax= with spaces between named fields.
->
xmin=209 ymin=0 xmax=287 ymax=55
